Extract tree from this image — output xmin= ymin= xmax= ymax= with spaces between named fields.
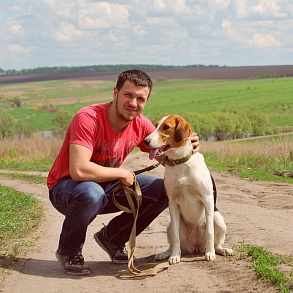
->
xmin=9 ymin=96 xmax=22 ymax=107
xmin=15 ymin=120 xmax=35 ymax=138
xmin=231 ymin=112 xmax=251 ymax=139
xmin=247 ymin=112 xmax=270 ymax=136
xmin=52 ymin=110 xmax=74 ymax=137
xmin=186 ymin=113 xmax=215 ymax=141
xmin=212 ymin=112 xmax=236 ymax=141
xmin=0 ymin=112 xmax=16 ymax=139
xmin=185 ymin=113 xmax=200 ymax=134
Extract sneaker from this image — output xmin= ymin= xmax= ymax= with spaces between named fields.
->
xmin=94 ymin=227 xmax=129 ymax=264
xmin=55 ymin=250 xmax=90 ymax=275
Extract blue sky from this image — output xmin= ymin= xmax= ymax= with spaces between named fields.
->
xmin=1 ymin=0 xmax=292 ymax=70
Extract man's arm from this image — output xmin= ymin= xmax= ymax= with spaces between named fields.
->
xmin=69 ymin=144 xmax=135 ymax=186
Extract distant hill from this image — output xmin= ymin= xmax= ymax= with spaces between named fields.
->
xmin=0 ymin=65 xmax=292 ymax=84
xmin=0 ymin=68 xmax=5 ymax=73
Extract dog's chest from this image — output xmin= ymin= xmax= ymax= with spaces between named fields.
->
xmin=169 ymin=185 xmax=205 ymax=224
xmin=164 ymin=162 xmax=198 ymax=187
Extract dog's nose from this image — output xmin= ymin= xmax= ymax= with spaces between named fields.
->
xmin=144 ymin=138 xmax=150 ymax=146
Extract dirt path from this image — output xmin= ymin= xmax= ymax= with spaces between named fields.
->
xmin=0 ymin=152 xmax=292 ymax=293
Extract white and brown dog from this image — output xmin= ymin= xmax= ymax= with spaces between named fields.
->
xmin=144 ymin=115 xmax=233 ymax=264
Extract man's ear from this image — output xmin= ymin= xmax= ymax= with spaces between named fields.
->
xmin=113 ymin=87 xmax=118 ymax=100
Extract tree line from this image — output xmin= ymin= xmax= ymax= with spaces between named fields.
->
xmin=1 ymin=64 xmax=221 ymax=75
xmin=0 ymin=107 xmax=274 ymax=141
xmin=150 ymin=111 xmax=274 ymax=141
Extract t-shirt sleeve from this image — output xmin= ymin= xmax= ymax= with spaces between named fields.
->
xmin=70 ymin=112 xmax=97 ymax=152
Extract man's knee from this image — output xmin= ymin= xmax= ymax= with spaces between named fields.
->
xmin=74 ymin=182 xmax=108 ymax=213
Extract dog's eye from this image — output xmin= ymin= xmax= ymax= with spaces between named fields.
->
xmin=162 ymin=125 xmax=170 ymax=130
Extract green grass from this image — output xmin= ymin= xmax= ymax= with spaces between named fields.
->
xmin=0 ymin=184 xmax=43 ymax=269
xmin=207 ymin=160 xmax=293 ymax=183
xmin=1 ymin=77 xmax=293 ymax=132
xmin=235 ymin=242 xmax=293 ymax=292
xmin=0 ymin=157 xmax=52 ymax=172
xmin=0 ymin=173 xmax=47 ymax=185
xmin=0 ymin=79 xmax=114 ymax=130
xmin=8 ymin=105 xmax=57 ymax=132
xmin=204 ymin=153 xmax=293 ymax=184
xmin=146 ymin=78 xmax=293 ymax=127
xmin=0 ymin=79 xmax=114 ymax=102
xmin=202 ymin=134 xmax=293 ymax=183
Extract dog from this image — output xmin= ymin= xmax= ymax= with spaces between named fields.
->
xmin=144 ymin=114 xmax=233 ymax=264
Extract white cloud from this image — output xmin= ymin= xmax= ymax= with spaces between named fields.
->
xmin=77 ymin=2 xmax=129 ymax=30
xmin=248 ymin=33 xmax=281 ymax=47
xmin=10 ymin=24 xmax=24 ymax=36
xmin=229 ymin=0 xmax=290 ymax=19
xmin=0 ymin=0 xmax=292 ymax=69
xmin=6 ymin=44 xmax=35 ymax=53
xmin=53 ymin=21 xmax=84 ymax=41
xmin=152 ymin=0 xmax=187 ymax=13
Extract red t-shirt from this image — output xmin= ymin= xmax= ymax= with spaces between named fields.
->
xmin=47 ymin=103 xmax=155 ymax=190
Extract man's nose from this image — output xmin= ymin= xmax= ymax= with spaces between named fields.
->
xmin=129 ymin=98 xmax=138 ymax=107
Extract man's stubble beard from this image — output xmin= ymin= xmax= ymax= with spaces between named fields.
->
xmin=115 ymin=98 xmax=135 ymax=122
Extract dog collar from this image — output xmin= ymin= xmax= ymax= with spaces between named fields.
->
xmin=163 ymin=150 xmax=193 ymax=166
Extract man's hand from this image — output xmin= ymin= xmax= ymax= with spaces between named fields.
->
xmin=191 ymin=132 xmax=200 ymax=153
xmin=120 ymin=169 xmax=135 ymax=186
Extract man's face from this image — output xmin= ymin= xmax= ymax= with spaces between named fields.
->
xmin=113 ymin=80 xmax=150 ymax=121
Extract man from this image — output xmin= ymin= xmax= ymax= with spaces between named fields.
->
xmin=47 ymin=69 xmax=199 ymax=275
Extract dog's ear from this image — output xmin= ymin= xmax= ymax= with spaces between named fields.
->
xmin=174 ymin=117 xmax=192 ymax=142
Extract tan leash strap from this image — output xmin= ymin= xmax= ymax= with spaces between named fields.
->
xmin=112 ymin=173 xmax=169 ymax=278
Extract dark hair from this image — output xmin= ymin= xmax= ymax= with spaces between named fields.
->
xmin=116 ymin=69 xmax=153 ymax=97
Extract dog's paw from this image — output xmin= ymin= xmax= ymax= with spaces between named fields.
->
xmin=223 ymin=248 xmax=234 ymax=256
xmin=169 ymin=255 xmax=181 ymax=265
xmin=205 ymin=251 xmax=216 ymax=261
xmin=215 ymin=247 xmax=234 ymax=256
xmin=155 ymin=250 xmax=171 ymax=261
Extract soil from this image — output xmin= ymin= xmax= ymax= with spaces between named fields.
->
xmin=1 ymin=65 xmax=293 ymax=84
xmin=0 ymin=151 xmax=292 ymax=293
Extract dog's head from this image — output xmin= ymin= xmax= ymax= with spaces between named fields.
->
xmin=144 ymin=115 xmax=192 ymax=159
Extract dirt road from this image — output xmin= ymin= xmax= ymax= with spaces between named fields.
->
xmin=0 ymin=152 xmax=292 ymax=293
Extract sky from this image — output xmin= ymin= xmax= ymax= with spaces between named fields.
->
xmin=0 ymin=0 xmax=292 ymax=70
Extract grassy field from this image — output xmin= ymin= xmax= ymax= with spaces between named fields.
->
xmin=148 ymin=78 xmax=293 ymax=120
xmin=1 ymin=77 xmax=293 ymax=131
xmin=202 ymin=134 xmax=293 ymax=183
xmin=0 ymin=133 xmax=292 ymax=184
xmin=0 ymin=76 xmax=292 ymax=180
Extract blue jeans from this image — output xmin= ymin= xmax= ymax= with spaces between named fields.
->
xmin=49 ymin=174 xmax=168 ymax=256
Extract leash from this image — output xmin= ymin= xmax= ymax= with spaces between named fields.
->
xmin=133 ymin=161 xmax=161 ymax=175
xmin=112 ymin=163 xmax=169 ymax=278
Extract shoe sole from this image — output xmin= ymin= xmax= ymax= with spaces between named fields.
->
xmin=55 ymin=251 xmax=91 ymax=275
xmin=94 ymin=233 xmax=129 ymax=264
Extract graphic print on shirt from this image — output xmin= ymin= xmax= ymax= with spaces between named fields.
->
xmin=91 ymin=136 xmax=136 ymax=168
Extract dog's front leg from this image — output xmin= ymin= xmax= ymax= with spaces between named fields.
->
xmin=168 ymin=201 xmax=182 ymax=264
xmin=204 ymin=197 xmax=216 ymax=261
